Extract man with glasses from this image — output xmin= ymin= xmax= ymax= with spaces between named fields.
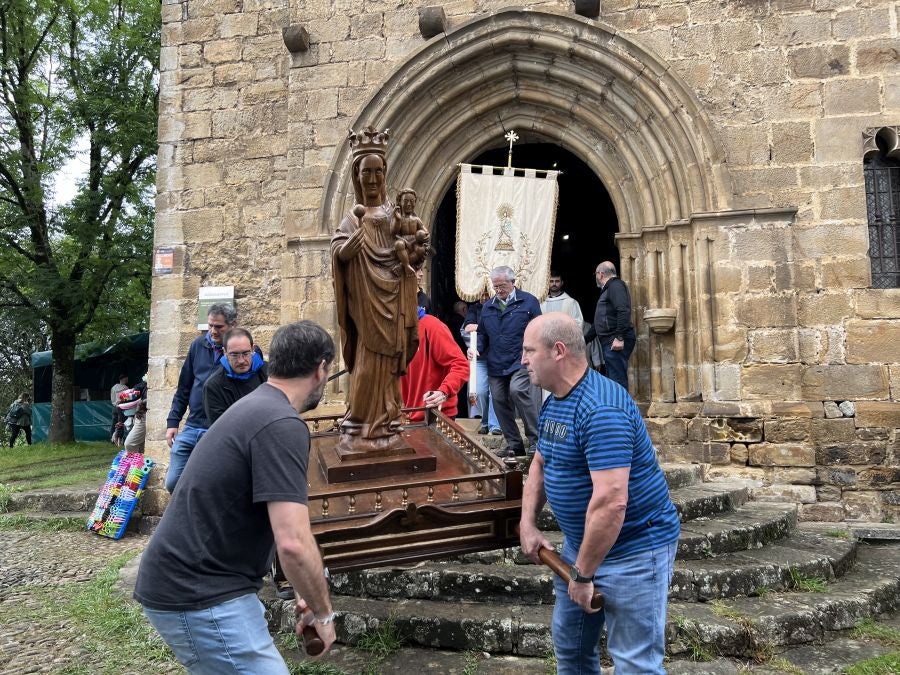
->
xmin=203 ymin=327 xmax=291 ymax=601
xmin=164 ymin=303 xmax=238 ymax=492
xmin=203 ymin=328 xmax=268 ymax=426
xmin=468 ymin=266 xmax=541 ymax=457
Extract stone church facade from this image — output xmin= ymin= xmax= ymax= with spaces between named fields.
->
xmin=147 ymin=0 xmax=899 ymax=521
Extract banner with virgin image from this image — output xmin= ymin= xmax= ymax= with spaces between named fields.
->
xmin=455 ymin=164 xmax=559 ymax=301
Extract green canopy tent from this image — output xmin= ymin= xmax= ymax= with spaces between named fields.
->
xmin=30 ymin=333 xmax=149 ymax=442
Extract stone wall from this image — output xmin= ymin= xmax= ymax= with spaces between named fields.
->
xmin=147 ymin=0 xmax=899 ymax=520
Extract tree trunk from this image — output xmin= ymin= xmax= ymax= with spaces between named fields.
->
xmin=47 ymin=331 xmax=76 ymax=443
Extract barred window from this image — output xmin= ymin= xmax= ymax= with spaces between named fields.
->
xmin=864 ymin=128 xmax=900 ymax=289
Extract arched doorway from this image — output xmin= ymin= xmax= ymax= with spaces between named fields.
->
xmin=429 ymin=143 xmax=617 ymax=322
xmin=317 ymin=8 xmax=736 ymax=403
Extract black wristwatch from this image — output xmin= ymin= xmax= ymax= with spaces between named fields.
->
xmin=569 ymin=564 xmax=593 ymax=583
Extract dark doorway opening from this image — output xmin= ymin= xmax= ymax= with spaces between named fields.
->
xmin=429 ymin=143 xmax=618 ymax=323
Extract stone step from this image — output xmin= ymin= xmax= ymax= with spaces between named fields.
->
xmin=677 ymin=503 xmax=797 ymax=559
xmin=666 ymin=544 xmax=900 ymax=660
xmin=331 ymin=561 xmax=555 ymax=605
xmin=515 ymin=502 xmax=798 ymax=561
xmin=0 ymin=510 xmax=89 ymax=525
xmin=847 ymin=521 xmax=900 ymax=542
xmin=447 ymin=499 xmax=799 ymax=568
xmin=282 ymin=613 xmax=900 ymax=674
xmin=284 ymin=643 xmax=550 ymax=674
xmin=666 ymin=623 xmax=900 ymax=673
xmin=266 ymin=544 xmax=900 ymax=658
xmin=329 ymin=527 xmax=856 ymax=605
xmin=671 ymin=482 xmax=749 ymax=521
xmin=0 ymin=510 xmax=149 ymax=535
xmin=660 ymin=463 xmax=704 ymax=490
xmin=670 ymin=527 xmax=857 ymax=602
xmin=7 ymin=488 xmax=100 ymax=513
xmin=532 ymin=481 xmax=749 ymax=534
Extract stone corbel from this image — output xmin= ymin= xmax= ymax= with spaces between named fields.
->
xmin=418 ymin=6 xmax=447 ymax=39
xmin=574 ymin=0 xmax=601 ymax=18
xmin=282 ymin=25 xmax=309 ymax=53
xmin=644 ymin=308 xmax=677 ymax=334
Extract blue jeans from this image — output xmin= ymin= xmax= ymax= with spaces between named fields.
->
xmin=552 ymin=540 xmax=677 ymax=674
xmin=473 ymin=360 xmax=500 ymax=429
xmin=601 ymin=333 xmax=636 ymax=392
xmin=143 ymin=593 xmax=289 ymax=674
xmin=165 ymin=424 xmax=207 ymax=493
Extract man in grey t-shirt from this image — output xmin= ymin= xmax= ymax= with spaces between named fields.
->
xmin=135 ymin=321 xmax=337 ymax=671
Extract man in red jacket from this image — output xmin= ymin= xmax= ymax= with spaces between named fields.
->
xmin=401 ymin=306 xmax=469 ymax=421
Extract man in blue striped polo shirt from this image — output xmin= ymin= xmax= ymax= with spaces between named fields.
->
xmin=519 ymin=313 xmax=680 ymax=674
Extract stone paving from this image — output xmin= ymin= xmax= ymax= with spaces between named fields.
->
xmin=0 ymin=527 xmax=170 ymax=674
xmin=1 ymin=508 xmax=897 ymax=674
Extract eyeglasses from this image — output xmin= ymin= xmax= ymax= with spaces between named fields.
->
xmin=492 ymin=282 xmax=512 ymax=290
xmin=226 ymin=350 xmax=253 ymax=359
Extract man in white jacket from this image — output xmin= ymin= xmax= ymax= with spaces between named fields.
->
xmin=540 ymin=272 xmax=586 ymax=332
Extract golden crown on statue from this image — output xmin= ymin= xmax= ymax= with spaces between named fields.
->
xmin=348 ymin=125 xmax=390 ymax=159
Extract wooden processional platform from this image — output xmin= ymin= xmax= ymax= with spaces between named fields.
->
xmin=305 ymin=409 xmax=523 ymax=573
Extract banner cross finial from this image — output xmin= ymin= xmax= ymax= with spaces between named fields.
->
xmin=504 ymin=130 xmax=519 ymax=169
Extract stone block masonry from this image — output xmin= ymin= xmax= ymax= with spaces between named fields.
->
xmin=651 ymin=398 xmax=899 ymax=522
xmin=148 ymin=0 xmax=900 ymax=520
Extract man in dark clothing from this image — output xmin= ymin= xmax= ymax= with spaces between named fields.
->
xmin=135 ymin=320 xmax=337 ymax=671
xmin=110 ymin=374 xmax=128 ymax=443
xmin=202 ymin=326 xmax=292 ymax=600
xmin=203 ymin=328 xmax=268 ymax=426
xmin=164 ymin=303 xmax=237 ymax=492
xmin=446 ymin=301 xmax=469 ymax=355
xmin=469 ymin=266 xmax=542 ymax=456
xmin=5 ymin=392 xmax=32 ymax=447
xmin=588 ymin=261 xmax=636 ymax=392
xmin=415 ymin=266 xmax=432 ymax=314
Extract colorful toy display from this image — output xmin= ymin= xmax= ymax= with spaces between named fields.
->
xmin=87 ymin=450 xmax=154 ymax=539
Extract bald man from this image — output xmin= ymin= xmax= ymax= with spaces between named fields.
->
xmin=588 ymin=261 xmax=635 ymax=392
xmin=520 ymin=313 xmax=679 ymax=675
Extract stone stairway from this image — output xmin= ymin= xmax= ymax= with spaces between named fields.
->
xmin=3 ymin=486 xmax=98 ymax=527
xmin=2 ymin=484 xmax=150 ymax=533
xmin=264 ymin=464 xmax=900 ymax=667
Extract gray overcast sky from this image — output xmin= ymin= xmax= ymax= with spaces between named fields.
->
xmin=50 ymin=137 xmax=89 ymax=208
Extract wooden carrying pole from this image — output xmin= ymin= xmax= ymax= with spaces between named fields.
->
xmin=538 ymin=548 xmax=605 ymax=610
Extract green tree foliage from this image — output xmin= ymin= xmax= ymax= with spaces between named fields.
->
xmin=0 ymin=0 xmax=158 ymax=441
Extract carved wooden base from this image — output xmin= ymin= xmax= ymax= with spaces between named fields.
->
xmin=313 ymin=500 xmax=522 ymax=572
xmin=333 ymin=430 xmax=411 ymax=460
xmin=303 ymin=410 xmax=524 ymax=572
xmin=318 ymin=440 xmax=437 ymax=483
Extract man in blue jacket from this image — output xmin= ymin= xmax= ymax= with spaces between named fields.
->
xmin=164 ymin=303 xmax=237 ymax=492
xmin=469 ymin=266 xmax=541 ymax=456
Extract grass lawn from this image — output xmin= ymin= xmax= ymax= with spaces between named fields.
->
xmin=0 ymin=441 xmax=115 ymax=495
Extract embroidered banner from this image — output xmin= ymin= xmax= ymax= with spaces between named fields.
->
xmin=455 ymin=164 xmax=559 ymax=301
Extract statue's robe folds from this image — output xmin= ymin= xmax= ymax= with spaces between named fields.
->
xmin=331 ymin=205 xmax=419 ymax=441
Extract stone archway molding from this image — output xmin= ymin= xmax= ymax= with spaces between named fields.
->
xmin=318 ymin=7 xmax=734 ymax=236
